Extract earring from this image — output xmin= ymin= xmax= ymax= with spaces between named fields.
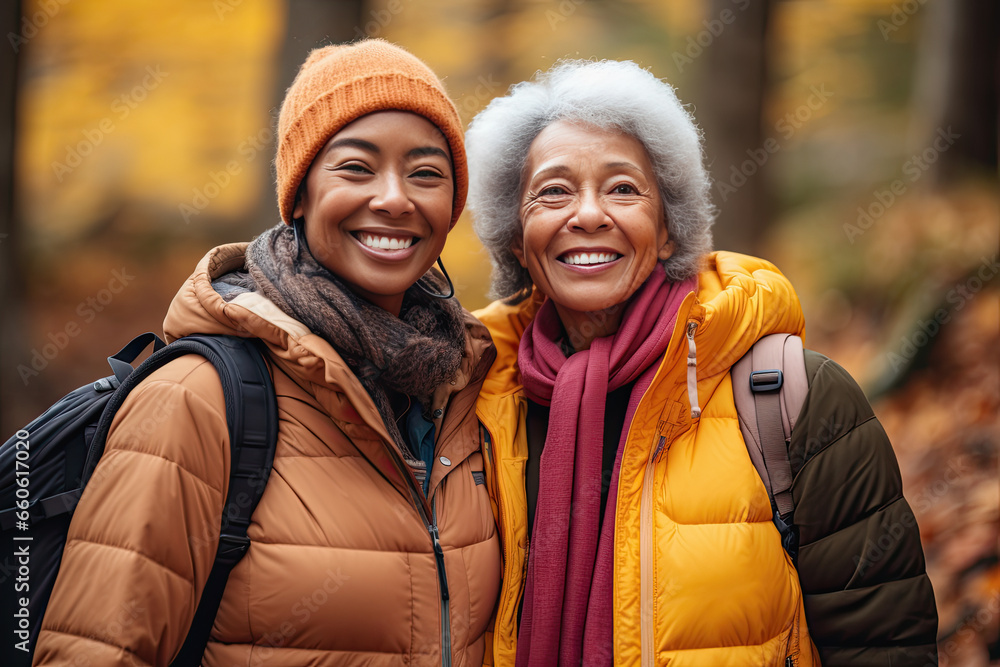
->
xmin=416 ymin=257 xmax=455 ymax=299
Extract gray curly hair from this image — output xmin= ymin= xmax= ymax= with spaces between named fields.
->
xmin=466 ymin=59 xmax=715 ymax=300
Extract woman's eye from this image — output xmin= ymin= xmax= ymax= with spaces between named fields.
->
xmin=338 ymin=163 xmax=372 ymax=174
xmin=612 ymin=183 xmax=637 ymax=195
xmin=540 ymin=186 xmax=568 ymax=197
xmin=412 ymin=168 xmax=444 ymax=178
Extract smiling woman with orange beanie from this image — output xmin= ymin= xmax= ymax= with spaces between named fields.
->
xmin=33 ymin=40 xmax=500 ymax=666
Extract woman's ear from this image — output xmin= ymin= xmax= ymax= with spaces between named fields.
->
xmin=292 ymin=181 xmax=307 ymax=220
xmin=657 ymin=239 xmax=675 ymax=262
xmin=656 ymin=215 xmax=674 ymax=261
xmin=510 ymin=231 xmax=527 ymax=268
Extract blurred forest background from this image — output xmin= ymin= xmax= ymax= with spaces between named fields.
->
xmin=0 ymin=0 xmax=996 ymax=663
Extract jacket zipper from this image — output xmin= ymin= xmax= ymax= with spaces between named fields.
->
xmin=784 ymin=592 xmax=802 ymax=667
xmin=481 ymin=423 xmax=524 ymax=653
xmin=640 ymin=319 xmax=699 ymax=661
xmin=481 ymin=425 xmax=510 ymax=574
xmin=386 ymin=439 xmax=453 ymax=666
xmin=685 ymin=321 xmax=701 ymax=419
xmin=639 ymin=434 xmax=667 ymax=667
xmin=481 ymin=424 xmax=512 ymax=574
xmin=430 ymin=498 xmax=452 ymax=666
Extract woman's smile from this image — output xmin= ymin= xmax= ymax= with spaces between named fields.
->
xmin=556 ymin=249 xmax=624 ymax=274
xmin=355 ymin=232 xmax=416 ymax=251
xmin=350 ymin=229 xmax=420 ymax=261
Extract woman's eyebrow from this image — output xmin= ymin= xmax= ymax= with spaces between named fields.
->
xmin=324 ymin=138 xmax=379 ymax=155
xmin=528 ymin=162 xmax=643 ymax=181
xmin=407 ymin=146 xmax=450 ymax=160
xmin=529 ymin=164 xmax=572 ymax=181
xmin=606 ymin=161 xmax=643 ymax=172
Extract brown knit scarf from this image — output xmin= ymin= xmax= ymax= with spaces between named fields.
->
xmin=243 ymin=223 xmax=467 ymax=456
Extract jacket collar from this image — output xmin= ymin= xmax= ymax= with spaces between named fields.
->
xmin=474 ymin=251 xmax=806 ymax=409
xmin=164 ymin=243 xmax=495 ymax=506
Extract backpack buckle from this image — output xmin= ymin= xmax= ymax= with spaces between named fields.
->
xmin=750 ymin=369 xmax=783 ymax=393
xmin=217 ymin=532 xmax=251 ymax=561
xmin=93 ymin=376 xmax=119 ymax=392
xmin=773 ymin=510 xmax=799 ymax=562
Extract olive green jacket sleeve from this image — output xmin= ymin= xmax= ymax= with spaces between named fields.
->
xmin=790 ymin=351 xmax=938 ymax=666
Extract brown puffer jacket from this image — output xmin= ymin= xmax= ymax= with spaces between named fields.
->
xmin=33 ymin=243 xmax=502 ymax=666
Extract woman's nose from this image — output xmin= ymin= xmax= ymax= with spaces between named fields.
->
xmin=568 ymin=190 xmax=612 ymax=232
xmin=370 ymin=174 xmax=416 ymax=217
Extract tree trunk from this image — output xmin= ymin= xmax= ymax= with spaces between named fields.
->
xmin=0 ymin=1 xmax=26 ymax=436
xmin=697 ymin=0 xmax=773 ymax=255
xmin=274 ymin=0 xmax=366 ymax=106
xmin=244 ymin=0 xmax=367 ymax=231
xmin=912 ymin=0 xmax=998 ymax=185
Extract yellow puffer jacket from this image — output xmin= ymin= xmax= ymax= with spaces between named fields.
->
xmin=475 ymin=252 xmax=822 ymax=667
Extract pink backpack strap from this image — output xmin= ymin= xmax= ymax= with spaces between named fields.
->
xmin=733 ymin=334 xmax=807 ymax=523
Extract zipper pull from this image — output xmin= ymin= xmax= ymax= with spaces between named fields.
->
xmin=430 ymin=522 xmax=450 ymax=601
xmin=653 ymin=435 xmax=667 ymax=460
xmin=686 ymin=322 xmax=701 ymax=419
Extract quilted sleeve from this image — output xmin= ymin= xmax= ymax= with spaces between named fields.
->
xmin=33 ymin=355 xmax=230 ymax=667
xmin=790 ymin=351 xmax=938 ymax=667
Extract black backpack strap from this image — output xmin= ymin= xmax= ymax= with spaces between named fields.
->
xmin=106 ymin=332 xmax=167 ymax=385
xmin=167 ymin=335 xmax=278 ymax=666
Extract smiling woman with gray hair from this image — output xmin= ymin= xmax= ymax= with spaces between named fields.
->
xmin=468 ymin=59 xmax=713 ymax=301
xmin=470 ymin=59 xmax=937 ymax=667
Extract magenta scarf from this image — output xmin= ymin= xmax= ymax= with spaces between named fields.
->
xmin=515 ymin=265 xmax=696 ymax=667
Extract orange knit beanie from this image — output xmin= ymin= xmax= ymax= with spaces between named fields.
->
xmin=276 ymin=39 xmax=467 ymax=225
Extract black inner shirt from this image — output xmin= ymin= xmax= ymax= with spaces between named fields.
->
xmin=524 ymin=381 xmax=636 ymax=541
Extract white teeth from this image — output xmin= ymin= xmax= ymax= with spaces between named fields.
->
xmin=562 ymin=252 xmax=619 ymax=265
xmin=360 ymin=234 xmax=413 ymax=250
